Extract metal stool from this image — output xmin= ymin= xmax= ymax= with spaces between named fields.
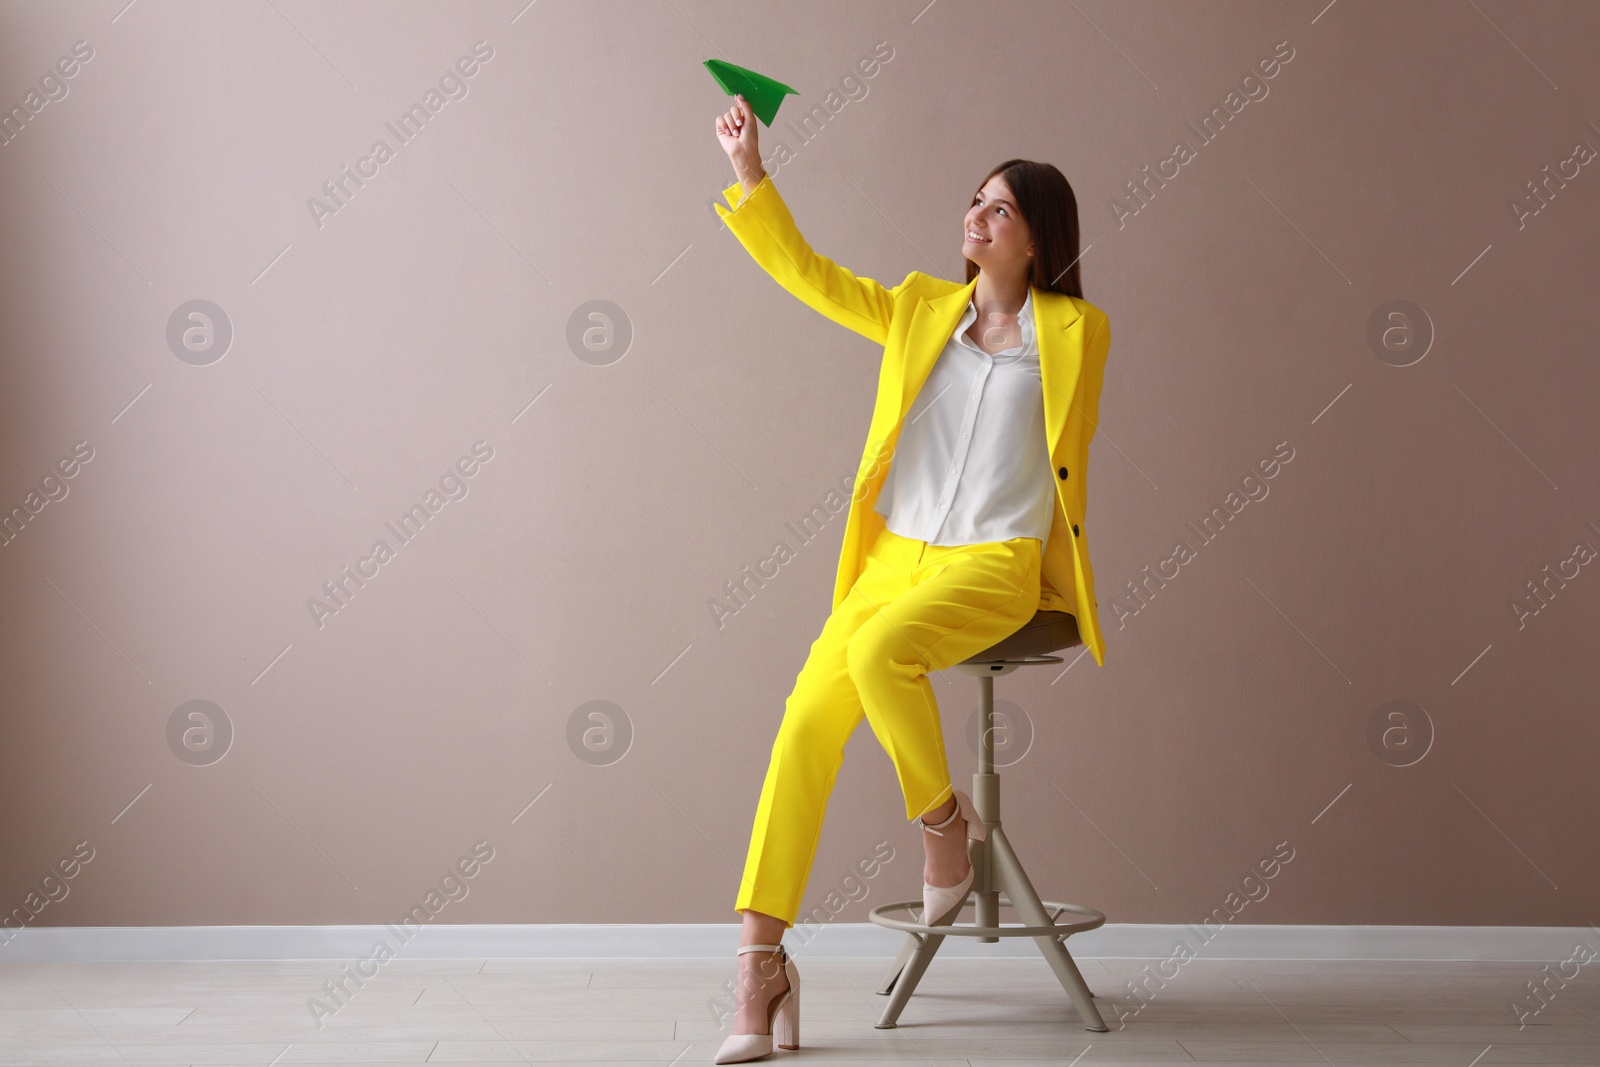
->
xmin=867 ymin=609 xmax=1108 ymax=1031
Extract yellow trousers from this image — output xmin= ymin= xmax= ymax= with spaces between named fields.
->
xmin=734 ymin=526 xmax=1043 ymax=927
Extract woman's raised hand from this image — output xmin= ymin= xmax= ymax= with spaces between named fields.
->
xmin=715 ymin=93 xmax=766 ymax=192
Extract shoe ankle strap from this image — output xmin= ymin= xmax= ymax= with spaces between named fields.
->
xmin=737 ymin=943 xmax=785 ymax=956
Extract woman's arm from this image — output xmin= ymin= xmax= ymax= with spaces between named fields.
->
xmin=714 ymin=94 xmax=916 ymax=346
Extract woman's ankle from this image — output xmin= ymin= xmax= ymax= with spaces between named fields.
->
xmin=737 ymin=906 xmax=788 ymax=949
xmin=738 ymin=948 xmax=788 ymax=989
xmin=919 ymin=794 xmax=957 ymax=829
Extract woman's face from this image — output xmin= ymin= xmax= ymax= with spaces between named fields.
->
xmin=963 ymin=175 xmax=1032 ymax=274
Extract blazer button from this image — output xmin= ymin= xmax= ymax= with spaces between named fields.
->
xmin=1073 ymin=523 xmax=1080 ymax=537
xmin=1057 ymin=466 xmax=1069 ymax=480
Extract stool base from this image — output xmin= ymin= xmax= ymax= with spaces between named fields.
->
xmin=867 ymin=782 xmax=1108 ymax=1031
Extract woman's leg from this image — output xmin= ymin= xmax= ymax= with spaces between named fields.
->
xmin=725 ymin=530 xmax=923 ymax=1041
xmin=845 ymin=535 xmax=1042 ymax=894
xmin=733 ymin=529 xmax=921 ymax=926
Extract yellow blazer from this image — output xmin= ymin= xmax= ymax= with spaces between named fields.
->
xmin=715 ymin=174 xmax=1111 ymax=667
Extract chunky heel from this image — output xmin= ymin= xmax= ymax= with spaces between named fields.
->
xmin=773 ymin=980 xmax=799 ymax=1050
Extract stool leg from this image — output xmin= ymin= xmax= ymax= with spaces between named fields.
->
xmin=873 ymin=930 xmax=947 ymax=1028
xmin=874 ymin=932 xmax=919 ymax=994
xmin=971 ymin=772 xmax=1001 ymax=943
xmin=987 ymin=823 xmax=1109 ymax=1032
xmin=973 ymin=675 xmax=1003 ymax=944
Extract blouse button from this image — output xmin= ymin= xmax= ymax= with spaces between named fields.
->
xmin=1058 ymin=467 xmax=1069 ymax=480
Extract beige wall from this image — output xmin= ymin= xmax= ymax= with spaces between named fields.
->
xmin=2 ymin=0 xmax=1596 ymax=936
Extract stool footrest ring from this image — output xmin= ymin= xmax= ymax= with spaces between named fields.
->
xmin=867 ymin=896 xmax=1105 ymax=940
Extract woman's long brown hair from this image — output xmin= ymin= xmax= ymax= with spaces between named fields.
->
xmin=963 ymin=159 xmax=1084 ymax=299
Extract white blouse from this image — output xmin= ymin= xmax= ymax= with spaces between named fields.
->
xmin=873 ymin=288 xmax=1056 ymax=546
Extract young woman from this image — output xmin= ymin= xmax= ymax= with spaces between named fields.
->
xmin=710 ymin=93 xmax=1111 ymax=1064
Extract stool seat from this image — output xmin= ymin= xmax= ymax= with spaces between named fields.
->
xmin=961 ymin=609 xmax=1080 ymax=663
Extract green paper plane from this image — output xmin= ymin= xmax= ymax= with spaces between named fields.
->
xmin=703 ymin=59 xmax=797 ymax=127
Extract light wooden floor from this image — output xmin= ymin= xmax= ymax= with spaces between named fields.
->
xmin=1 ymin=955 xmax=1596 ymax=1065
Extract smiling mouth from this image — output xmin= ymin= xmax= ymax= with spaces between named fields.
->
xmin=966 ymin=232 xmax=990 ymax=244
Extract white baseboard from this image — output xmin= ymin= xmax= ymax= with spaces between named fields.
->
xmin=2 ymin=924 xmax=1591 ymax=963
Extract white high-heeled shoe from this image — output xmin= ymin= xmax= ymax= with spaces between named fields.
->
xmin=713 ymin=942 xmax=800 ymax=1064
xmin=919 ymin=787 xmax=988 ymax=927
